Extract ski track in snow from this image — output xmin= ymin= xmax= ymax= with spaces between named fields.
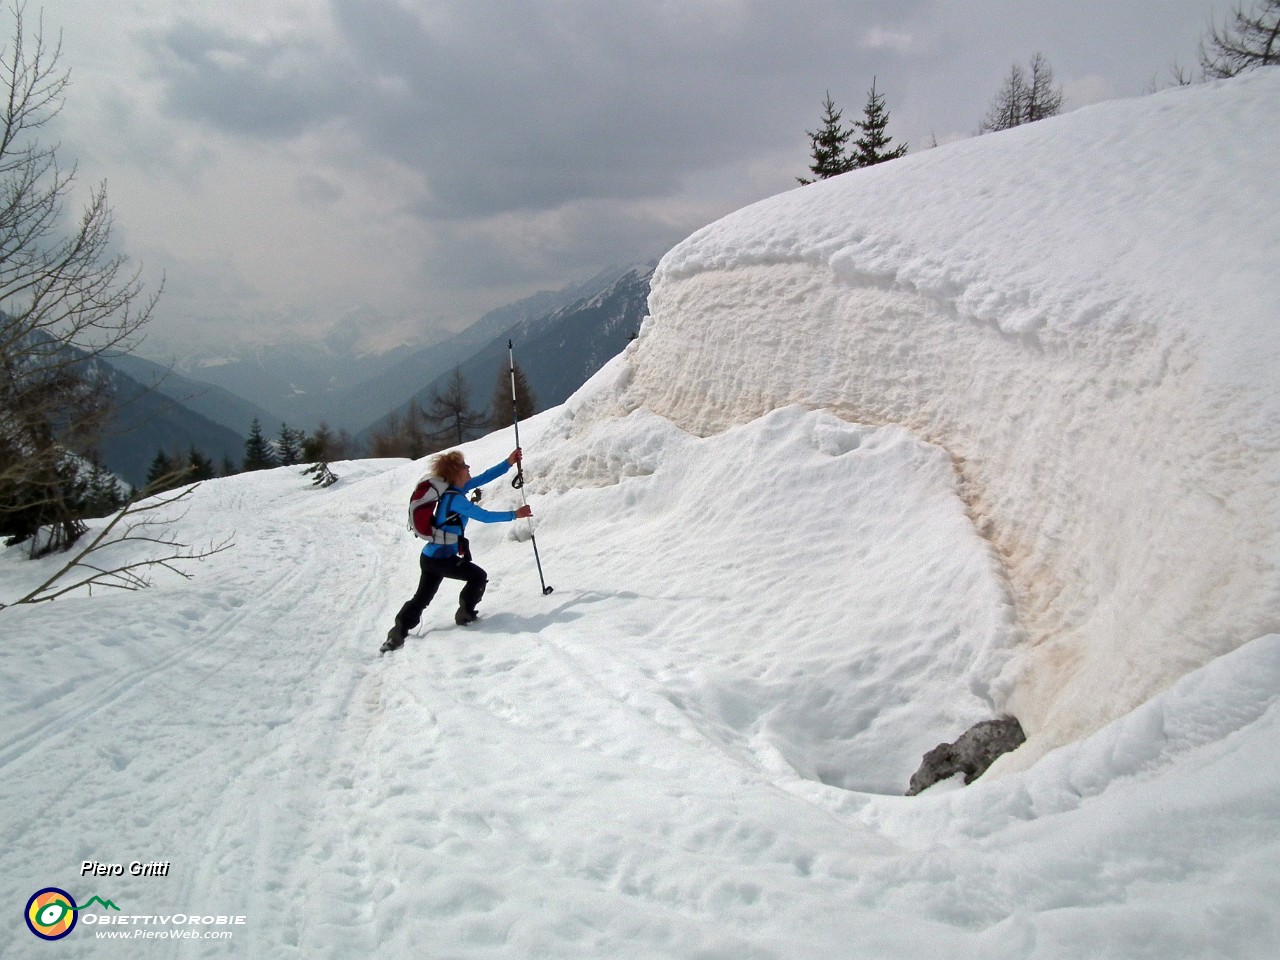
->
xmin=0 ymin=416 xmax=1008 ymax=958
xmin=1 ymin=409 xmax=1277 ymax=959
xmin=0 ymin=463 xmax=404 ymax=958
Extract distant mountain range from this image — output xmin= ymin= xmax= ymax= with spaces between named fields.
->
xmin=89 ymin=357 xmax=249 ymax=488
xmin=153 ymin=339 xmax=428 ymax=433
xmin=5 ymin=261 xmax=655 ymax=491
xmin=139 ymin=266 xmax=646 ymax=434
xmin=74 ymin=262 xmax=654 ymax=482
xmin=2 ymin=325 xmax=248 ymax=489
xmin=332 ymin=265 xmax=643 ymax=433
xmin=102 ymin=352 xmax=280 ymax=438
xmin=360 ymin=263 xmax=654 ymax=443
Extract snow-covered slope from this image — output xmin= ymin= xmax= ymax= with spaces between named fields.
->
xmin=564 ymin=69 xmax=1280 ymax=770
xmin=2 ymin=73 xmax=1277 ymax=959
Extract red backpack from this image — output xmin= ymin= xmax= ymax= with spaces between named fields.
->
xmin=407 ymin=475 xmax=450 ymax=542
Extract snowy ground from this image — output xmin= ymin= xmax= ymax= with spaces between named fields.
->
xmin=4 ymin=71 xmax=1279 ymax=958
xmin=2 ymin=402 xmax=1277 ymax=957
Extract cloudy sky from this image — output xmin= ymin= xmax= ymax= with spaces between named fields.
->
xmin=39 ymin=0 xmax=1224 ymax=357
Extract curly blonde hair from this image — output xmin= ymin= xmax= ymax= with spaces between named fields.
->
xmin=431 ymin=450 xmax=467 ymax=484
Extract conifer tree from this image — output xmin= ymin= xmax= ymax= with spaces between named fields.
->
xmin=302 ymin=461 xmax=339 ymax=488
xmin=147 ymin=451 xmax=176 ymax=488
xmin=491 ymin=359 xmax=536 ymax=431
xmin=82 ymin=453 xmax=125 ymax=518
xmin=1200 ymin=0 xmax=1280 ymax=77
xmin=1023 ymin=53 xmax=1064 ymax=124
xmin=798 ymin=93 xmax=855 ymax=184
xmin=302 ymin=422 xmax=335 ymax=463
xmin=187 ymin=447 xmax=216 ymax=482
xmin=851 ymin=78 xmax=908 ymax=167
xmin=242 ymin=418 xmax=277 ymax=471
xmin=982 ymin=62 xmax=1026 ymax=133
xmin=369 ymin=401 xmax=438 ymax=459
xmin=143 ymin=450 xmax=194 ymax=495
xmin=981 ymin=53 xmax=1063 ymax=133
xmin=425 ymin=369 xmax=488 ymax=447
xmin=401 ymin=401 xmax=433 ymax=460
xmin=276 ymin=424 xmax=303 ymax=466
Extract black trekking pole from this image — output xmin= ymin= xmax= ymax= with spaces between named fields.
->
xmin=509 ymin=339 xmax=553 ymax=595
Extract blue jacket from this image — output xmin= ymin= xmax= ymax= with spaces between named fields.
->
xmin=423 ymin=459 xmax=518 ymax=558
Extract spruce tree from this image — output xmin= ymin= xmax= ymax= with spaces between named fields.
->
xmin=82 ymin=453 xmax=125 ymax=518
xmin=145 ymin=449 xmax=197 ymax=494
xmin=187 ymin=447 xmax=216 ymax=482
xmin=147 ymin=450 xmax=176 ymax=488
xmin=798 ymin=93 xmax=855 ymax=184
xmin=851 ymin=78 xmax=908 ymax=168
xmin=276 ymin=424 xmax=303 ymax=466
xmin=302 ymin=422 xmax=335 ymax=462
xmin=302 ymin=461 xmax=339 ymax=488
xmin=243 ymin=418 xmax=277 ymax=471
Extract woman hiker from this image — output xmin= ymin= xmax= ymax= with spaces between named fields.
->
xmin=382 ymin=448 xmax=532 ymax=652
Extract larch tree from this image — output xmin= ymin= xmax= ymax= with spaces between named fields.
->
xmin=425 ymin=368 xmax=487 ymax=447
xmin=1200 ymin=0 xmax=1280 ymax=77
xmin=981 ymin=53 xmax=1064 ymax=133
xmin=490 ymin=358 xmax=536 ymax=432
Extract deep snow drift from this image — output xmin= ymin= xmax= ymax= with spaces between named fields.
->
xmin=567 ymin=69 xmax=1280 ymax=770
xmin=2 ymin=72 xmax=1278 ymax=959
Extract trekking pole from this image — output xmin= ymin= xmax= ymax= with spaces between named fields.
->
xmin=509 ymin=340 xmax=553 ymax=595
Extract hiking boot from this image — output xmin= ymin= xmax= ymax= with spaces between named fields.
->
xmin=454 ymin=607 xmax=478 ymax=626
xmin=380 ymin=624 xmax=406 ymax=653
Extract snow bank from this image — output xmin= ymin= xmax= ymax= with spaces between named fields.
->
xmin=562 ymin=70 xmax=1280 ymax=768
xmin=528 ymin=404 xmax=1017 ymax=794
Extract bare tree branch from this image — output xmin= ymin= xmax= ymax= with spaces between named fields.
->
xmin=0 ymin=1 xmax=160 ymax=555
xmin=1201 ymin=0 xmax=1280 ymax=78
xmin=1 ymin=477 xmax=234 ymax=607
xmin=980 ymin=53 xmax=1064 ymax=133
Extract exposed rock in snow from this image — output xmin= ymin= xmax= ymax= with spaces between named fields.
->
xmin=906 ymin=716 xmax=1026 ymax=795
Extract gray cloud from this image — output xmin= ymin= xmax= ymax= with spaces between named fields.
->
xmin=146 ymin=19 xmax=348 ymax=138
xmin=146 ymin=0 xmax=930 ymax=219
xmin=71 ymin=0 xmax=1223 ymax=347
xmin=331 ymin=0 xmax=934 ymax=218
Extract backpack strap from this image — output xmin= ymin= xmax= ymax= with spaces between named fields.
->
xmin=426 ymin=487 xmax=466 ymax=547
xmin=436 ymin=488 xmax=465 ymax=530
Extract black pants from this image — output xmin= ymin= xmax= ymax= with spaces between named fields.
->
xmin=396 ymin=552 xmax=488 ymax=631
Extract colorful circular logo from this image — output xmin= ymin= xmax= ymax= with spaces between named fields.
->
xmin=25 ymin=888 xmax=78 ymax=941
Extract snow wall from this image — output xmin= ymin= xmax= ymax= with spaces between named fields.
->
xmin=559 ymin=71 xmax=1280 ymax=771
